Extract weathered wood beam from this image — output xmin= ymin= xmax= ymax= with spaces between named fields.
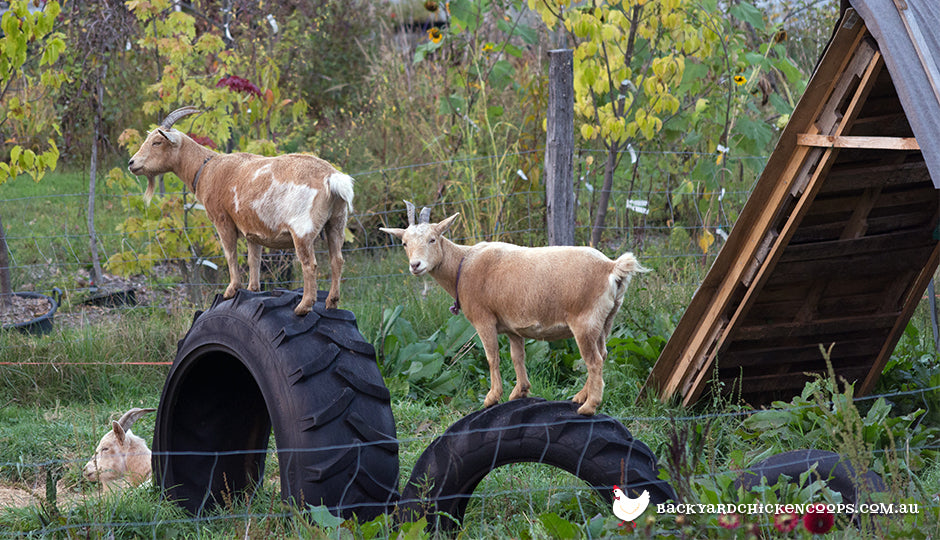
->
xmin=797 ymin=134 xmax=920 ymax=150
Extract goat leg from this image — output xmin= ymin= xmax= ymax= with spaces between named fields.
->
xmin=477 ymin=324 xmax=503 ymax=408
xmin=292 ymin=232 xmax=318 ymax=316
xmin=324 ymin=216 xmax=345 ymax=310
xmin=217 ymin=221 xmax=242 ymax=298
xmin=246 ymin=241 xmax=263 ymax=292
xmin=572 ymin=331 xmax=604 ymax=415
xmin=507 ymin=334 xmax=531 ymax=401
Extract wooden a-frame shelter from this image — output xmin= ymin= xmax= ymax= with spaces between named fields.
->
xmin=640 ymin=0 xmax=940 ymax=407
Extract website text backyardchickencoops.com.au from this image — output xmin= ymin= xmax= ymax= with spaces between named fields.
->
xmin=656 ymin=503 xmax=920 ymax=515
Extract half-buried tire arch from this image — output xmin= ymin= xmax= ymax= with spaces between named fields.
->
xmin=152 ymin=289 xmax=399 ymax=521
xmin=398 ymin=398 xmax=676 ymax=531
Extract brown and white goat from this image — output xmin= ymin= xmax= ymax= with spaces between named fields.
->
xmin=83 ymin=408 xmax=156 ymax=490
xmin=381 ymin=202 xmax=650 ymax=415
xmin=127 ymin=106 xmax=353 ymax=315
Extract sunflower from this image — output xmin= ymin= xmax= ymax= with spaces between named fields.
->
xmin=428 ymin=27 xmax=443 ymax=44
xmin=734 ymin=75 xmax=747 ymax=86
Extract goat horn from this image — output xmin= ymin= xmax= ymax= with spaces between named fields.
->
xmin=116 ymin=407 xmax=157 ymax=431
xmin=404 ymin=200 xmax=416 ymax=226
xmin=160 ymin=106 xmax=201 ymax=129
xmin=419 ymin=206 xmax=431 ymax=225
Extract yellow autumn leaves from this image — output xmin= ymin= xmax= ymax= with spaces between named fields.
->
xmin=529 ymin=0 xmax=721 ymax=146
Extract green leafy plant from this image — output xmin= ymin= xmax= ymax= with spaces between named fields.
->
xmin=378 ymin=305 xmax=478 ymax=401
xmin=0 ymin=0 xmax=65 ymax=308
xmin=740 ymin=357 xmax=938 ymax=482
xmin=878 ymin=321 xmax=940 ymax=427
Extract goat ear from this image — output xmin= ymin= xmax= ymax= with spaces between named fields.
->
xmin=157 ymin=129 xmax=181 ymax=146
xmin=437 ymin=213 xmax=460 ymax=234
xmin=379 ymin=227 xmax=405 ymax=239
xmin=112 ymin=420 xmax=127 ymax=445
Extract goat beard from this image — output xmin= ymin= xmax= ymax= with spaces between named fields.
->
xmin=143 ymin=176 xmax=156 ymax=205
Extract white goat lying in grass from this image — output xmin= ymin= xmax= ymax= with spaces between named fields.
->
xmin=83 ymin=408 xmax=156 ymax=490
xmin=381 ymin=202 xmax=649 ymax=415
xmin=127 ymin=106 xmax=354 ymax=316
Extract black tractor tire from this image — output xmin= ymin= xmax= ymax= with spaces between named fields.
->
xmin=736 ymin=449 xmax=886 ymax=506
xmin=398 ymin=397 xmax=675 ymax=531
xmin=152 ymin=289 xmax=399 ymax=521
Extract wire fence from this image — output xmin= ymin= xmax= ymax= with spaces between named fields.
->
xmin=1 ymin=150 xmax=938 ymax=536
xmin=0 ymin=148 xmax=761 ymax=302
xmin=0 ymin=385 xmax=936 ymax=537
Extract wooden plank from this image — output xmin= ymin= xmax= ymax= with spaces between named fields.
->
xmin=772 ymin=246 xmax=934 ymax=282
xmin=821 ymin=160 xmax=930 ymax=192
xmin=797 ymin=134 xmax=920 ymax=150
xmin=731 ymin=313 xmax=900 ymax=341
xmin=805 ymin=184 xmax=936 ymax=218
xmin=722 ymin=338 xmax=887 ymax=368
xmin=779 ymin=230 xmax=935 ymax=262
xmin=726 ymin=366 xmax=873 ymax=398
xmin=791 ymin=210 xmax=937 ymax=243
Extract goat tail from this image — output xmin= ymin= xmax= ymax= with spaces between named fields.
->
xmin=610 ymin=252 xmax=650 ymax=294
xmin=613 ymin=252 xmax=651 ymax=278
xmin=327 ymin=172 xmax=355 ymax=212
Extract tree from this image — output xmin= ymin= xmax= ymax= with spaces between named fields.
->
xmin=0 ymin=0 xmax=65 ymax=310
xmin=59 ymin=0 xmax=138 ymax=288
xmin=529 ymin=0 xmax=720 ymax=247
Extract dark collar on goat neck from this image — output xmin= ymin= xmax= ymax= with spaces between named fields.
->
xmin=450 ymin=256 xmax=466 ymax=316
xmin=192 ymin=155 xmax=213 ymax=193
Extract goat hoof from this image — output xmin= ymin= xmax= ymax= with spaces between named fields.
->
xmin=571 ymin=391 xmax=587 ymax=404
xmin=576 ymin=402 xmax=598 ymax=415
xmin=293 ymin=304 xmax=312 ymax=317
xmin=325 ymin=296 xmax=339 ymax=310
xmin=483 ymin=394 xmax=500 ymax=408
xmin=508 ymin=387 xmax=530 ymax=401
xmin=223 ymin=286 xmax=239 ymax=299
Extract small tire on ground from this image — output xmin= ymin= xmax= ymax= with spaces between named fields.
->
xmin=153 ymin=289 xmax=399 ymax=521
xmin=736 ymin=449 xmax=886 ymax=506
xmin=398 ymin=397 xmax=675 ymax=531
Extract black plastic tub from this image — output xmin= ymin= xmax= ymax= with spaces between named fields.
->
xmin=2 ymin=288 xmax=62 ymax=336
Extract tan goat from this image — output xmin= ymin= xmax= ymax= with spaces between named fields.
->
xmin=127 ymin=106 xmax=353 ymax=315
xmin=83 ymin=408 xmax=156 ymax=490
xmin=381 ymin=202 xmax=650 ymax=415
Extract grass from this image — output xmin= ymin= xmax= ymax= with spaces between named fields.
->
xmin=0 ymin=169 xmax=938 ymax=538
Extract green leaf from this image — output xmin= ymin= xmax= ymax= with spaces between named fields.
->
xmin=448 ymin=0 xmax=484 ymax=34
xmin=538 ymin=512 xmax=581 ymax=539
xmin=440 ymin=92 xmax=467 ymax=115
xmin=396 ymin=517 xmax=430 ymax=540
xmin=496 ymin=17 xmax=537 ymax=45
xmin=306 ymin=504 xmax=345 ymax=528
xmin=729 ymin=2 xmax=765 ymax=31
xmin=488 ymin=59 xmax=515 ymax=90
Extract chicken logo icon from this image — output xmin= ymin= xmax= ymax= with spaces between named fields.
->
xmin=612 ymin=485 xmax=650 ymax=527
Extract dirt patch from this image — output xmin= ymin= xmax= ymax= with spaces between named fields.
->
xmin=0 ymin=485 xmax=36 ymax=507
xmin=0 ymin=479 xmax=85 ymax=509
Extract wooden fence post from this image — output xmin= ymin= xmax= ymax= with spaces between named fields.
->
xmin=545 ymin=48 xmax=575 ymax=246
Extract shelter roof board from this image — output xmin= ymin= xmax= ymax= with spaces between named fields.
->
xmin=640 ymin=6 xmax=940 ymax=407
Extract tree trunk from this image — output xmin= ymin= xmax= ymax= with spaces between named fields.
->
xmin=0 ymin=215 xmax=11 ymax=310
xmin=590 ymin=145 xmax=619 ymax=247
xmin=87 ymin=64 xmax=106 ymax=286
